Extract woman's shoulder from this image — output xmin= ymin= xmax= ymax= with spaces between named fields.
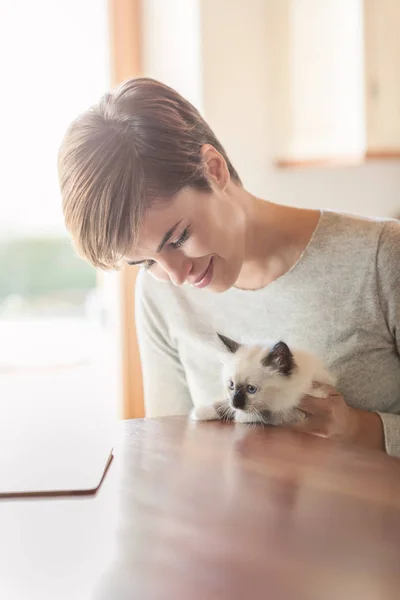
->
xmin=135 ymin=268 xmax=203 ymax=313
xmin=316 ymin=210 xmax=399 ymax=253
xmin=135 ymin=269 xmax=190 ymax=330
xmin=321 ymin=209 xmax=396 ymax=235
xmin=375 ymin=218 xmax=400 ymax=278
xmin=135 ymin=268 xmax=175 ymax=306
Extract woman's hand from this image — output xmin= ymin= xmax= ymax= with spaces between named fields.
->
xmin=292 ymin=384 xmax=385 ymax=452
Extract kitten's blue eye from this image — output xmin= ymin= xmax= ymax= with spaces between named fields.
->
xmin=247 ymin=385 xmax=258 ymax=394
xmin=228 ymin=380 xmax=234 ymax=390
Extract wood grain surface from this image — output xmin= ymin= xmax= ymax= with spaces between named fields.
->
xmin=96 ymin=416 xmax=400 ymax=600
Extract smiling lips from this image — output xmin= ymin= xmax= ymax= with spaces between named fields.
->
xmin=191 ymin=257 xmax=214 ymax=288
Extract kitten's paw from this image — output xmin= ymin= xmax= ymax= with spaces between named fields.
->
xmin=308 ymin=384 xmax=329 ymax=399
xmin=234 ymin=410 xmax=262 ymax=424
xmin=286 ymin=407 xmax=306 ymax=424
xmin=191 ymin=405 xmax=220 ymax=421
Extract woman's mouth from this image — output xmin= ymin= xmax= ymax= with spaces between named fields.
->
xmin=193 ymin=257 xmax=214 ymax=289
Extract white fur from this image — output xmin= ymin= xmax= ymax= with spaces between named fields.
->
xmin=191 ymin=405 xmax=220 ymax=421
xmin=195 ymin=339 xmax=335 ymax=425
xmin=233 ymin=409 xmax=263 ymax=424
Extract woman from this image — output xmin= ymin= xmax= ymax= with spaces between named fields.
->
xmin=58 ymin=78 xmax=400 ymax=456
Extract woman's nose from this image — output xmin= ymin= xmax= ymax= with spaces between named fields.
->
xmin=162 ymin=254 xmax=192 ymax=286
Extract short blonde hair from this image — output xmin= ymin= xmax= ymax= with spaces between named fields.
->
xmin=58 ymin=77 xmax=241 ymax=270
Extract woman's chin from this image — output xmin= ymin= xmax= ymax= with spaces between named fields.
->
xmin=207 ymin=266 xmax=239 ymax=293
xmin=208 ymin=280 xmax=235 ymax=293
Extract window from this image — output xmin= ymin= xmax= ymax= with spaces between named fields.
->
xmin=0 ymin=0 xmax=118 ymax=493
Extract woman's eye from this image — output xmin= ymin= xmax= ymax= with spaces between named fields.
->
xmin=171 ymin=226 xmax=191 ymax=249
xmin=142 ymin=259 xmax=155 ymax=271
xmin=247 ymin=385 xmax=258 ymax=394
xmin=228 ymin=380 xmax=235 ymax=390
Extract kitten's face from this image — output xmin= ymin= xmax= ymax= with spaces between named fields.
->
xmin=217 ymin=334 xmax=295 ymax=416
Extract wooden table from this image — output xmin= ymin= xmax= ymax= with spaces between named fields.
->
xmin=95 ymin=416 xmax=400 ymax=600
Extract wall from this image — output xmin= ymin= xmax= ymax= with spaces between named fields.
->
xmin=141 ymin=0 xmax=203 ymax=109
xmin=142 ymin=0 xmax=400 ymax=218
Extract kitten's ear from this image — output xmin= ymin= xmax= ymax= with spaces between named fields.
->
xmin=217 ymin=333 xmax=240 ymax=354
xmin=262 ymin=341 xmax=294 ymax=376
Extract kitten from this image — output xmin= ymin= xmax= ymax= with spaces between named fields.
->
xmin=192 ymin=333 xmax=335 ymax=425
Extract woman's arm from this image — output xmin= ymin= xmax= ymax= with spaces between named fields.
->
xmin=294 ymin=388 xmax=385 ymax=452
xmin=135 ymin=271 xmax=193 ymax=417
xmin=375 ymin=220 xmax=400 ymax=457
xmin=295 ymin=221 xmax=400 ymax=457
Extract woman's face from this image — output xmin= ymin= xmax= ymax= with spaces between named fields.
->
xmin=125 ymin=185 xmax=246 ymax=293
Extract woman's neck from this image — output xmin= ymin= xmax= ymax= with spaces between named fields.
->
xmin=235 ymin=192 xmax=320 ymax=290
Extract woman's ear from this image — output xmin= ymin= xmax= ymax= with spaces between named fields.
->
xmin=201 ymin=144 xmax=229 ymax=191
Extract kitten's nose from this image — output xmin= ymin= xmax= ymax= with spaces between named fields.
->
xmin=232 ymin=388 xmax=246 ymax=410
